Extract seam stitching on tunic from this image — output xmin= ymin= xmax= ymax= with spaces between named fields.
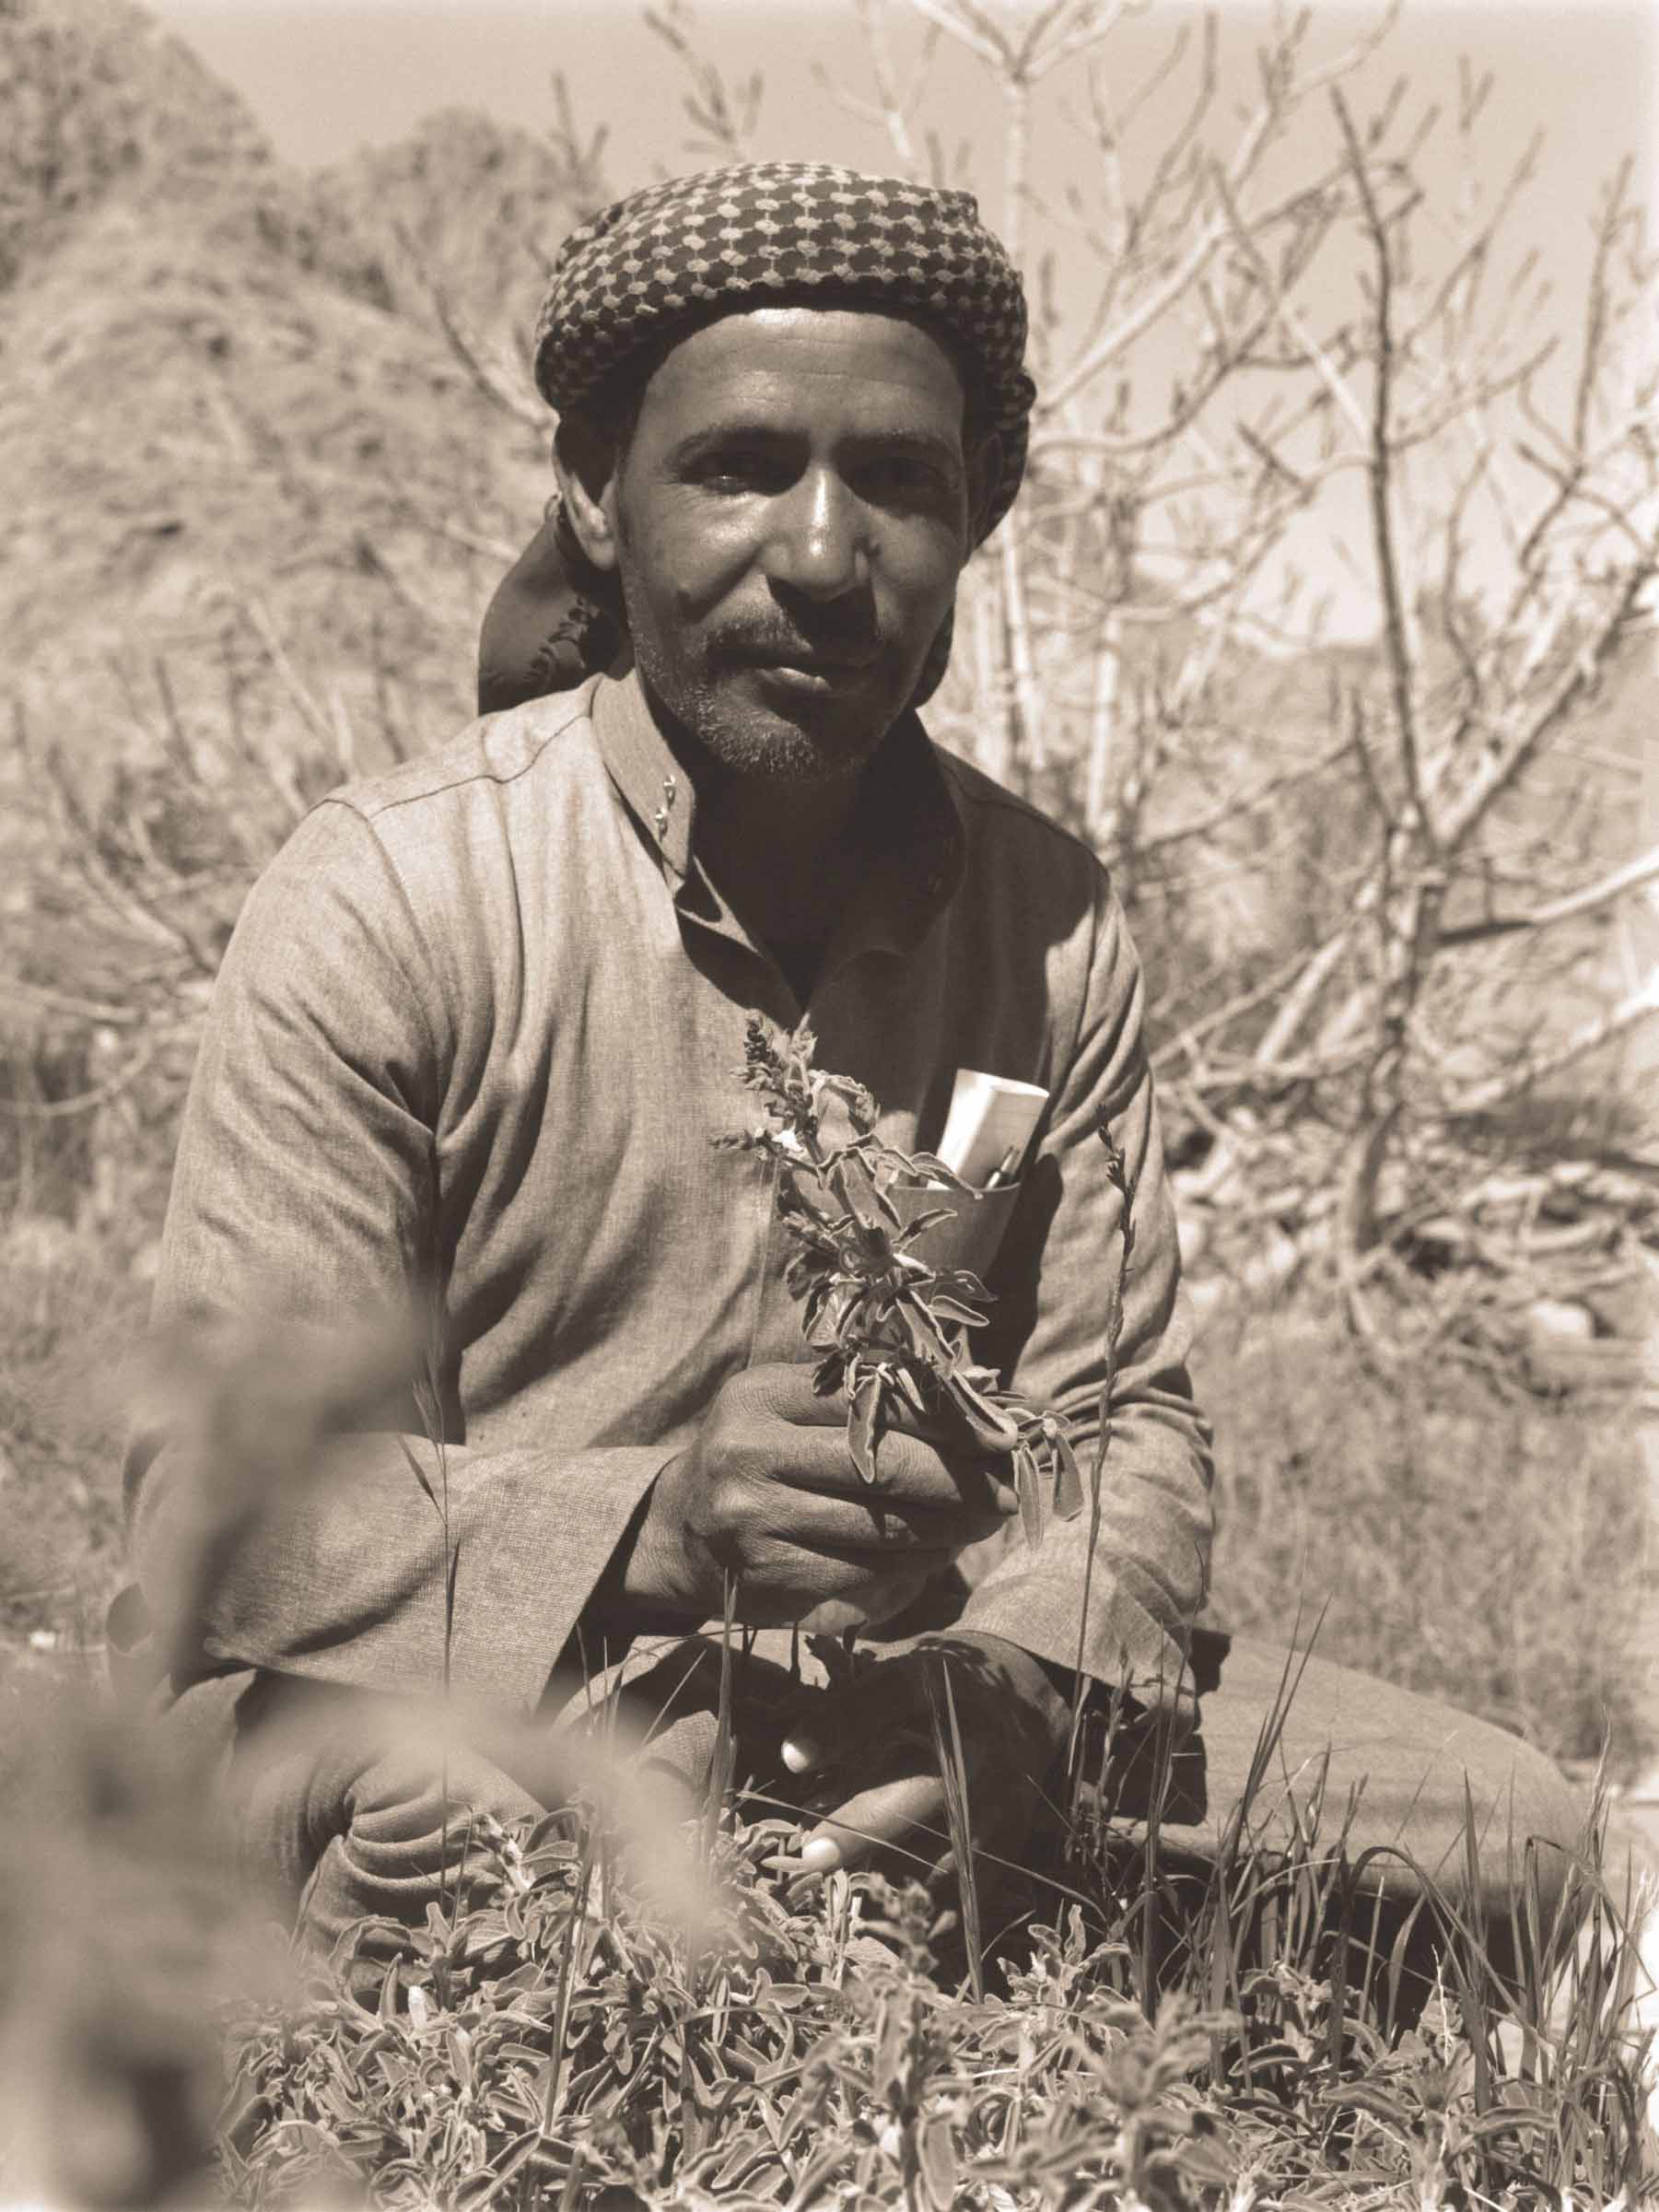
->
xmin=339 ymin=693 xmax=597 ymax=821
xmin=310 ymin=801 xmax=447 ymax=1089
xmin=936 ymin=749 xmax=1110 ymax=872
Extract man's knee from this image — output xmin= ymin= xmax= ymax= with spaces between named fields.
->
xmin=1192 ymin=1637 xmax=1590 ymax=1897
xmin=222 ymin=1676 xmax=543 ymax=1944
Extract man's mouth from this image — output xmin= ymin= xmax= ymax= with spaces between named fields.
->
xmin=729 ymin=634 xmax=878 ymax=669
xmin=739 ymin=647 xmax=880 ymax=692
xmin=752 ymin=661 xmax=872 ymax=698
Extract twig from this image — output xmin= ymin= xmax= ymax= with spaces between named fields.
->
xmin=1332 ymin=88 xmax=1433 ymax=851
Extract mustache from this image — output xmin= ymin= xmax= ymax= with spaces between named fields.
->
xmin=713 ymin=620 xmax=882 ymax=665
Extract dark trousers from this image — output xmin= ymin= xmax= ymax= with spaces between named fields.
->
xmin=211 ymin=1626 xmax=1588 ymax=2022
xmin=1030 ymin=1633 xmax=1591 ymax=2024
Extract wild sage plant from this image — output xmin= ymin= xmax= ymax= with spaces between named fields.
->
xmin=717 ymin=1017 xmax=1084 ymax=1547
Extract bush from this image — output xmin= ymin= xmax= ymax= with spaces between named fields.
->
xmin=216 ymin=1790 xmax=1657 ymax=2209
xmin=4 ymin=1652 xmax=1654 ymax=2209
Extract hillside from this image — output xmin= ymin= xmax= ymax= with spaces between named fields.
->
xmin=318 ymin=101 xmax=603 ymax=341
xmin=1 ymin=0 xmax=1653 ymax=1157
xmin=1 ymin=0 xmax=591 ymax=822
xmin=0 ymin=0 xmax=607 ymax=1671
xmin=0 ymin=0 xmax=270 ymax=288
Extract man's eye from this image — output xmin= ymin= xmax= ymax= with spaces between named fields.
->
xmin=859 ymin=457 xmax=955 ymax=508
xmin=695 ymin=451 xmax=789 ymax=492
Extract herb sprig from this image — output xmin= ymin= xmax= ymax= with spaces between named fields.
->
xmin=716 ymin=1018 xmax=1084 ymax=1546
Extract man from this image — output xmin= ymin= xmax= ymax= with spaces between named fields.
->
xmin=122 ymin=163 xmax=1580 ymax=1980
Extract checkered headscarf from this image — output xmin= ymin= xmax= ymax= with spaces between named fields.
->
xmin=532 ymin=162 xmax=1035 ymax=544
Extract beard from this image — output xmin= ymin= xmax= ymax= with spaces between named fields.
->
xmin=623 ymin=591 xmax=936 ymax=786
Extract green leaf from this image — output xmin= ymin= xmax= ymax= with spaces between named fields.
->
xmin=1464 ymin=2105 xmax=1554 ymax=2141
xmin=891 ymin=1207 xmax=956 ymax=1246
xmin=848 ymin=1369 xmax=884 ymax=1483
xmin=1016 ymin=1445 xmax=1043 ymax=1548
xmin=1051 ymin=1427 xmax=1084 ymax=1519
xmin=894 ymin=1365 xmax=931 ymax=1416
xmin=812 ymin=1351 xmax=846 ymax=1396
xmin=820 ymin=1283 xmax=859 ymax=1340
xmin=819 ymin=1072 xmax=878 ymax=1129
xmin=925 ymin=1294 xmax=988 ymax=1330
xmin=918 ymin=2113 xmax=958 ymax=2210
xmin=946 ymin=1371 xmax=1022 ymax=1449
xmin=868 ymin=1176 xmax=904 ymax=1225
xmin=899 ymin=1300 xmax=956 ymax=1370
xmin=489 ymin=2134 xmax=548 ymax=2190
xmin=900 ymin=1151 xmax=970 ymax=1188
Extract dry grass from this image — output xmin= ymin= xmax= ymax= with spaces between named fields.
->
xmin=0 ymin=1216 xmax=143 ymax=1652
xmin=1201 ymin=1294 xmax=1654 ymax=1778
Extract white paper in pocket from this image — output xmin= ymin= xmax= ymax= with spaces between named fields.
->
xmin=937 ymin=1069 xmax=1048 ymax=1188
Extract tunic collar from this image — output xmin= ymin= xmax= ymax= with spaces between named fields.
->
xmin=590 ymin=668 xmax=966 ymax=959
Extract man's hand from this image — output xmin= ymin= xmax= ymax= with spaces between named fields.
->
xmin=616 ymin=1363 xmax=1017 ymax=1629
xmin=781 ymin=1633 xmax=1070 ymax=1916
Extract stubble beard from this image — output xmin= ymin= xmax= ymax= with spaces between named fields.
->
xmin=627 ymin=620 xmax=900 ymax=789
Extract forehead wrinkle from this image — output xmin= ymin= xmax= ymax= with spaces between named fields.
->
xmin=637 ymin=309 xmax=969 ymax=432
xmin=666 ymin=415 xmax=965 ymax=463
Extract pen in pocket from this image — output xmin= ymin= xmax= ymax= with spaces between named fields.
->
xmin=981 ymin=1143 xmax=1023 ymax=1192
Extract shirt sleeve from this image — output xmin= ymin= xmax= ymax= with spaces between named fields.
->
xmin=124 ymin=799 xmax=668 ymax=1713
xmin=950 ymin=870 xmax=1215 ymax=1698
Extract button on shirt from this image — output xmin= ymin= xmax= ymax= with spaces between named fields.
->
xmin=127 ymin=670 xmax=1213 ymax=1720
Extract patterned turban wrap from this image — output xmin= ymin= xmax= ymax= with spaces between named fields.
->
xmin=479 ymin=162 xmax=1035 ymax=715
xmin=533 ymin=162 xmax=1035 ymax=544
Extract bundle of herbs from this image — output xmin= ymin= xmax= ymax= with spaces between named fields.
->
xmin=716 ymin=1019 xmax=1096 ymax=1548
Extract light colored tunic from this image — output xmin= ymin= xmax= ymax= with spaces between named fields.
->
xmin=123 ymin=669 xmax=1213 ymax=1722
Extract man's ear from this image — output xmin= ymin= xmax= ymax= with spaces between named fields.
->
xmin=552 ymin=411 xmax=621 ymax=577
xmin=966 ymin=427 xmax=1005 ymax=546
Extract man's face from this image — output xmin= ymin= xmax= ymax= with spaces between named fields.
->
xmin=598 ymin=307 xmax=975 ymax=783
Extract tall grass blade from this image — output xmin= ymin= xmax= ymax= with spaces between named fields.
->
xmin=923 ymin=1649 xmax=983 ymax=2000
xmin=704 ymin=1567 xmax=740 ymax=1869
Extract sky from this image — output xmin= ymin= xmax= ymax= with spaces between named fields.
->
xmin=139 ymin=0 xmax=1659 ymax=641
xmin=144 ymin=0 xmax=1658 ymax=233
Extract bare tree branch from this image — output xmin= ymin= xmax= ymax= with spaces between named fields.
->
xmin=1439 ymin=841 xmax=1659 ymax=946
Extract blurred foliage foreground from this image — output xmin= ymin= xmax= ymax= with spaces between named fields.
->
xmin=0 ymin=1664 xmax=1655 ymax=2208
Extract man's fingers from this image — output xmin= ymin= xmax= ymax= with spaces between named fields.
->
xmin=754 ymin=1483 xmax=1010 ymax=1572
xmin=774 ymin=1425 xmax=1015 ymax=1521
xmin=877 ymin=1394 xmax=988 ymax=1456
xmin=742 ymin=1366 xmax=1011 ymax=1500
xmin=848 ymin=1425 xmax=1013 ymax=1508
xmin=797 ymin=1773 xmax=947 ymax=1882
xmin=739 ymin=1363 xmax=856 ymax=1426
xmin=685 ymin=1362 xmax=1014 ymax=1621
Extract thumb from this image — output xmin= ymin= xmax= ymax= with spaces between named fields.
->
xmin=796 ymin=1773 xmax=948 ymax=1883
xmin=781 ymin=1726 xmax=825 ymax=1777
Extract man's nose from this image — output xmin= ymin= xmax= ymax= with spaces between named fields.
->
xmin=764 ymin=467 xmax=866 ymax=600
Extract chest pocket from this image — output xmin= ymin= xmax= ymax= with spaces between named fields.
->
xmin=884 ymin=1178 xmax=1022 ymax=1284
